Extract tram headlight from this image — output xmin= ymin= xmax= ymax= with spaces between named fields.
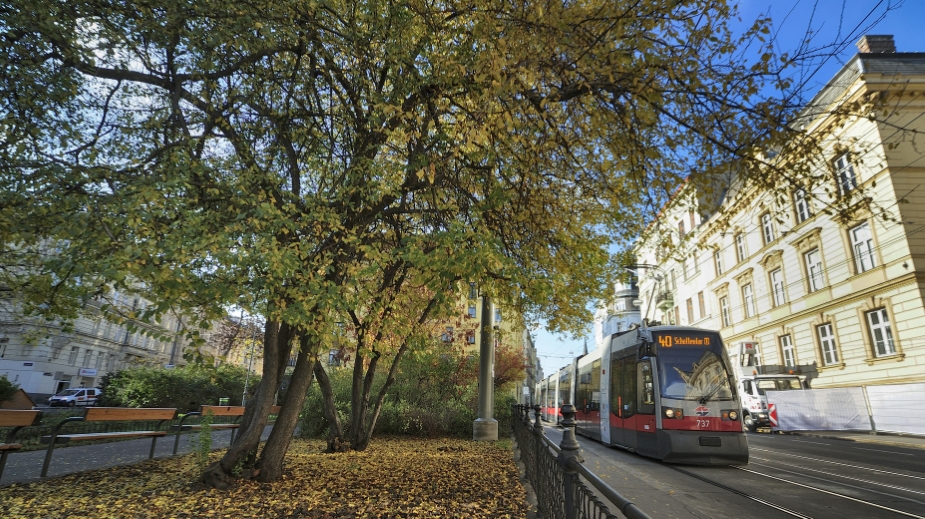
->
xmin=664 ymin=407 xmax=683 ymax=419
xmin=723 ymin=410 xmax=739 ymax=421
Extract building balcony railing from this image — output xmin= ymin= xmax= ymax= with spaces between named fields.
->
xmin=655 ymin=291 xmax=674 ymax=311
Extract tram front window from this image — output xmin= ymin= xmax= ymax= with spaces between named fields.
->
xmin=658 ymin=348 xmax=734 ymax=402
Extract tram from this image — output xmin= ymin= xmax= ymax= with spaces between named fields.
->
xmin=540 ymin=324 xmax=748 ymax=465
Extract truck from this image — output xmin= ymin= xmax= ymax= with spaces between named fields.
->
xmin=736 ymin=371 xmax=804 ymax=431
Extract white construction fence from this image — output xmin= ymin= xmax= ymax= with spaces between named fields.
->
xmin=767 ymin=383 xmax=925 ymax=435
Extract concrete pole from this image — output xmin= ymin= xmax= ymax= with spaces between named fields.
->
xmin=473 ymin=293 xmax=498 ymax=441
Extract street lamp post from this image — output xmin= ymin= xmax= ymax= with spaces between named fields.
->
xmin=625 ymin=263 xmax=667 ymax=324
xmin=241 ymin=319 xmax=258 ymax=406
xmin=473 ymin=291 xmax=498 ymax=441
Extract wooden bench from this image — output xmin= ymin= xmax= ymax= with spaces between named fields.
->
xmin=41 ymin=407 xmax=177 ymax=477
xmin=172 ymin=405 xmax=282 ymax=455
xmin=0 ymin=409 xmax=41 ymax=479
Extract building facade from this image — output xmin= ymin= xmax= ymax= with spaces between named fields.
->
xmin=0 ymin=291 xmax=193 ymax=401
xmin=635 ymin=36 xmax=925 ymax=389
xmin=593 ymin=278 xmax=642 ymax=351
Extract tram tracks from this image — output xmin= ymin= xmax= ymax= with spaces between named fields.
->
xmin=668 ymin=460 xmax=925 ymax=519
xmin=667 ymin=465 xmax=814 ymax=518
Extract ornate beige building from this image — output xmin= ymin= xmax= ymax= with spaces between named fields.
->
xmin=635 ymin=36 xmax=925 ymax=389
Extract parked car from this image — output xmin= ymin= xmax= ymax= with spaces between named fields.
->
xmin=46 ymin=387 xmax=103 ymax=407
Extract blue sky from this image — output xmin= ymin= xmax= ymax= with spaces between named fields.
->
xmin=532 ymin=0 xmax=925 ymax=377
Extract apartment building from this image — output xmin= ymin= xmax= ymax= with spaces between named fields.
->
xmin=0 ymin=291 xmax=193 ymax=401
xmin=634 ymin=36 xmax=925 ymax=389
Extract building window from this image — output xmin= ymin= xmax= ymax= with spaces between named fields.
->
xmin=735 ymin=233 xmax=746 ymax=263
xmin=780 ymin=335 xmax=795 ymax=367
xmin=467 ymin=332 xmax=476 ymax=344
xmin=866 ymin=308 xmax=896 ymax=357
xmin=686 ymin=298 xmax=694 ymax=324
xmin=817 ymin=323 xmax=839 ymax=366
xmin=494 ymin=309 xmax=501 ymax=323
xmin=83 ymin=349 xmax=93 ymax=368
xmin=670 ymin=269 xmax=677 ymax=291
xmin=96 ymin=351 xmax=105 ymax=369
xmin=697 ymin=291 xmax=705 ymax=318
xmin=682 ymin=258 xmax=689 ymax=280
xmin=68 ymin=347 xmax=79 ymax=365
xmin=693 ymin=253 xmax=700 ymax=274
xmin=742 ymin=284 xmax=755 ymax=318
xmin=720 ymin=296 xmax=731 ymax=327
xmin=674 ymin=306 xmax=680 ymax=326
xmin=678 ymin=219 xmax=686 ymax=237
xmin=794 ymin=189 xmax=811 ymax=223
xmin=770 ymin=268 xmax=786 ymax=307
xmin=761 ymin=213 xmax=776 ymax=245
xmin=850 ymin=222 xmax=876 ymax=273
xmin=689 ymin=208 xmax=696 ymax=229
xmin=805 ymin=249 xmax=824 ymax=292
xmin=468 ymin=305 xmax=477 ymax=319
xmin=834 ymin=153 xmax=857 ymax=195
xmin=714 ymin=250 xmax=724 ymax=276
xmin=616 ymin=299 xmax=625 ymax=312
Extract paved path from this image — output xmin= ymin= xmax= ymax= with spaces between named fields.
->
xmin=1 ymin=426 xmax=275 ymax=487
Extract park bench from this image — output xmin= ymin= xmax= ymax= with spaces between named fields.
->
xmin=172 ymin=404 xmax=282 ymax=455
xmin=41 ymin=407 xmax=177 ymax=477
xmin=0 ymin=409 xmax=42 ymax=479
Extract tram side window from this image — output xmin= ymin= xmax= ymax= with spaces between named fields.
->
xmin=610 ymin=357 xmax=621 ymax=417
xmin=622 ymin=357 xmax=636 ymax=418
xmin=637 ymin=360 xmax=655 ymax=414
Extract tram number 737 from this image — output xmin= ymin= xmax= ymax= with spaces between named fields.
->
xmin=697 ymin=419 xmax=711 ymax=428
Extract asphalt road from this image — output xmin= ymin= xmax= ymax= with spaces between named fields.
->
xmin=541 ymin=427 xmax=925 ymax=519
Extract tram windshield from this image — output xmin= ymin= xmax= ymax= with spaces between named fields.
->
xmin=656 ymin=337 xmax=735 ymax=402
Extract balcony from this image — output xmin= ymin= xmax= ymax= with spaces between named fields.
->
xmin=655 ymin=291 xmax=674 ymax=312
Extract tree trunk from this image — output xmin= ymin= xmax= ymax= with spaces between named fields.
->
xmin=313 ymin=359 xmax=347 ymax=452
xmin=352 ymin=343 xmax=409 ymax=451
xmin=199 ymin=318 xmax=288 ymax=489
xmin=256 ymin=333 xmax=316 ymax=482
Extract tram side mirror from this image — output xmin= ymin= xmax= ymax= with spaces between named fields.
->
xmin=638 ymin=342 xmax=654 ymax=358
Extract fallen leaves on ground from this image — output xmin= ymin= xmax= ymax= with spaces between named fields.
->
xmin=0 ymin=437 xmax=528 ymax=518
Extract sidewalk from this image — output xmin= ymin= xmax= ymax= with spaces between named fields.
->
xmin=0 ymin=426 xmax=275 ymax=487
xmin=783 ymin=429 xmax=925 ymax=450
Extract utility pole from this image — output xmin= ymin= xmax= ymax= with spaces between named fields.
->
xmin=473 ymin=291 xmax=498 ymax=441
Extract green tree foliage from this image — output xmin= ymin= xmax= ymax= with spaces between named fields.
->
xmin=301 ymin=344 xmax=521 ymax=438
xmin=0 ymin=0 xmax=819 ymax=485
xmin=0 ymin=375 xmax=20 ymax=403
xmin=99 ymin=364 xmax=253 ymax=411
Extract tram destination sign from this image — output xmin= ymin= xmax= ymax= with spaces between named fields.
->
xmin=654 ymin=331 xmax=716 ymax=348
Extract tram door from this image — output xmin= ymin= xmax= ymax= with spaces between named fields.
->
xmin=609 ymin=355 xmax=637 ymax=449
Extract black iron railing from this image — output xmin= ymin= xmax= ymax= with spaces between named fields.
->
xmin=511 ymin=404 xmax=652 ymax=519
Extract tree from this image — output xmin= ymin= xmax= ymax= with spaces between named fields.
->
xmin=0 ymin=375 xmax=19 ymax=403
xmin=1 ymin=0 xmax=828 ymax=486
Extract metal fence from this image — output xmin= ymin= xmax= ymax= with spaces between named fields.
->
xmin=511 ymin=404 xmax=652 ymax=519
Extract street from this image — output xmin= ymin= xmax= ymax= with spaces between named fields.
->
xmin=542 ymin=427 xmax=925 ymax=519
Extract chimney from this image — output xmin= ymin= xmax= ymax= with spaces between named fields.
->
xmin=856 ymin=35 xmax=896 ymax=54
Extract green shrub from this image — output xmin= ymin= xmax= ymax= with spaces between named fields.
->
xmin=299 ymin=347 xmax=523 ymax=440
xmin=99 ymin=363 xmax=254 ymax=410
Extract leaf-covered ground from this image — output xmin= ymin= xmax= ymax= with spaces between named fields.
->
xmin=0 ymin=437 xmax=529 ymax=518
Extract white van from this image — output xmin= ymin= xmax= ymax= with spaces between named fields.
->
xmin=47 ymin=387 xmax=103 ymax=407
